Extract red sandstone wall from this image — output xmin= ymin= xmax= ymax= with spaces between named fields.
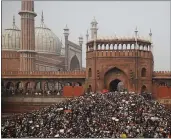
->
xmin=63 ymin=86 xmax=74 ymax=97
xmin=2 ymin=51 xmax=20 ymax=72
xmin=35 ymin=53 xmax=65 ymax=70
xmin=63 ymin=86 xmax=84 ymax=97
xmin=73 ymin=86 xmax=84 ymax=96
xmin=153 ymin=86 xmax=171 ymax=99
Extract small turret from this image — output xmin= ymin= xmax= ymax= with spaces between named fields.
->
xmin=63 ymin=25 xmax=69 ymax=71
xmin=78 ymin=34 xmax=83 ymax=69
xmin=90 ymin=17 xmax=98 ymax=40
xmin=134 ymin=27 xmax=138 ymax=49
xmin=149 ymin=29 xmax=152 ymax=42
xmin=64 ymin=24 xmax=69 ymax=37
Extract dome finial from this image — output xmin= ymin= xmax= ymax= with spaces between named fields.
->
xmin=91 ymin=16 xmax=98 ymax=24
xmin=149 ymin=28 xmax=152 ymax=36
xmin=149 ymin=28 xmax=152 ymax=43
xmin=134 ymin=26 xmax=138 ymax=38
xmin=13 ymin=15 xmax=15 ymax=25
xmin=41 ymin=10 xmax=44 ymax=23
xmin=114 ymin=33 xmax=117 ymax=37
xmin=135 ymin=26 xmax=138 ymax=33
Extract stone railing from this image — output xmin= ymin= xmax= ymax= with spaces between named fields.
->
xmin=87 ymin=36 xmax=152 ymax=52
xmin=2 ymin=70 xmax=86 ymax=79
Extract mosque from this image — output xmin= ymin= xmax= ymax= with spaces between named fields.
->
xmin=1 ymin=0 xmax=171 ymax=112
xmin=2 ymin=10 xmax=83 ymax=72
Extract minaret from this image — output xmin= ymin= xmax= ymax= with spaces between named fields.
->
xmin=134 ymin=26 xmax=139 ymax=93
xmin=134 ymin=27 xmax=138 ymax=49
xmin=149 ymin=29 xmax=153 ymax=52
xmin=79 ymin=35 xmax=83 ymax=69
xmin=86 ymin=30 xmax=89 ymax=43
xmin=41 ymin=11 xmax=44 ymax=23
xmin=63 ymin=25 xmax=69 ymax=71
xmin=18 ymin=0 xmax=37 ymax=71
xmin=91 ymin=17 xmax=98 ymax=40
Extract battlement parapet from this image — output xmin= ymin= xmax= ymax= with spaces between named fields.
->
xmin=153 ymin=71 xmax=171 ymax=77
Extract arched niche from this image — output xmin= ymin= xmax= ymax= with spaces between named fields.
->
xmin=70 ymin=55 xmax=80 ymax=71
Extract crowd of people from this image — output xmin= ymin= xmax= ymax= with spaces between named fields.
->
xmin=2 ymin=91 xmax=171 ymax=138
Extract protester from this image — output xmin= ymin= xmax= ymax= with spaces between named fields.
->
xmin=1 ymin=91 xmax=171 ymax=138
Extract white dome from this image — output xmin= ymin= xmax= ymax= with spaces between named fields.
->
xmin=2 ymin=17 xmax=20 ymax=51
xmin=35 ymin=19 xmax=62 ymax=55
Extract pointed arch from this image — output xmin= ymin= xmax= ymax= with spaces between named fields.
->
xmin=65 ymin=82 xmax=72 ymax=86
xmin=16 ymin=82 xmax=23 ymax=89
xmin=141 ymin=68 xmax=147 ymax=77
xmin=104 ymin=67 xmax=127 ymax=76
xmin=35 ymin=81 xmax=42 ymax=90
xmin=6 ymin=82 xmax=14 ymax=90
xmin=104 ymin=67 xmax=128 ymax=90
xmin=25 ymin=82 xmax=32 ymax=90
xmin=88 ymin=68 xmax=92 ymax=77
xmin=48 ymin=82 xmax=55 ymax=91
xmin=70 ymin=55 xmax=80 ymax=70
xmin=55 ymin=81 xmax=62 ymax=91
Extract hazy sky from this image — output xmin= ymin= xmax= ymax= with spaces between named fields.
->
xmin=2 ymin=1 xmax=170 ymax=71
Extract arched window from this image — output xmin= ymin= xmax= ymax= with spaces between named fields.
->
xmin=159 ymin=82 xmax=166 ymax=86
xmin=141 ymin=68 xmax=146 ymax=77
xmin=88 ymin=68 xmax=92 ymax=77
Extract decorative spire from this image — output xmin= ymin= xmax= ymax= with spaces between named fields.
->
xmin=41 ymin=10 xmax=44 ymax=23
xmin=114 ymin=33 xmax=117 ymax=38
xmin=135 ymin=26 xmax=138 ymax=34
xmin=134 ymin=27 xmax=139 ymax=50
xmin=13 ymin=15 xmax=15 ymax=25
xmin=149 ymin=28 xmax=152 ymax=36
xmin=64 ymin=24 xmax=69 ymax=30
xmin=149 ymin=29 xmax=153 ymax=52
xmin=79 ymin=34 xmax=83 ymax=46
xmin=134 ymin=26 xmax=139 ymax=40
xmin=64 ymin=24 xmax=69 ymax=37
xmin=91 ymin=16 xmax=98 ymax=25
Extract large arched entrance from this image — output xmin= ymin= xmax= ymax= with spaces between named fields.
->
xmin=70 ymin=55 xmax=80 ymax=70
xmin=104 ymin=67 xmax=128 ymax=91
xmin=109 ymin=79 xmax=124 ymax=92
xmin=109 ymin=79 xmax=120 ymax=91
